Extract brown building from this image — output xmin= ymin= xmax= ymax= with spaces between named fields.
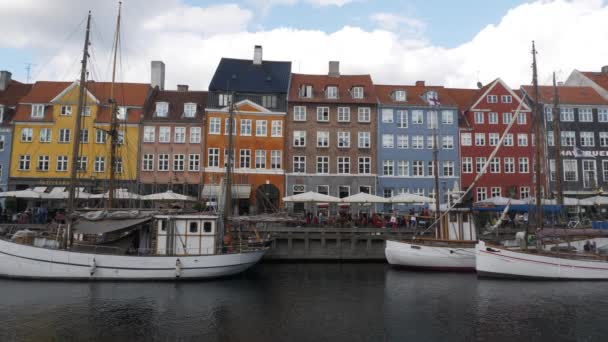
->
xmin=285 ymin=62 xmax=378 ymax=211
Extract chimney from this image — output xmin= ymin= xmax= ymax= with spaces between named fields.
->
xmin=177 ymin=84 xmax=189 ymax=92
xmin=253 ymin=45 xmax=263 ymax=65
xmin=151 ymin=61 xmax=165 ymax=90
xmin=328 ymin=61 xmax=340 ymax=77
xmin=415 ymin=80 xmax=425 ymax=87
xmin=602 ymin=65 xmax=608 ymax=74
xmin=0 ymin=71 xmax=11 ymax=91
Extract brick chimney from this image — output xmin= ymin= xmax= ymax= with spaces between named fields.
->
xmin=177 ymin=84 xmax=189 ymax=92
xmin=0 ymin=71 xmax=11 ymax=91
xmin=151 ymin=61 xmax=165 ymax=90
xmin=329 ymin=61 xmax=340 ymax=77
xmin=415 ymin=80 xmax=425 ymax=87
xmin=253 ymin=45 xmax=263 ymax=65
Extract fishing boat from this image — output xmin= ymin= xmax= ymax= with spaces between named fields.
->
xmin=0 ymin=6 xmax=267 ymax=280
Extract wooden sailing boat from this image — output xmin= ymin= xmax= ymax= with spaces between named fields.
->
xmin=0 ymin=6 xmax=267 ymax=280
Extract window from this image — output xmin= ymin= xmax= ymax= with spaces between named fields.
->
xmin=255 ymin=120 xmax=267 ymax=136
xmin=159 ymin=127 xmax=171 ymax=143
xmin=561 ymin=131 xmax=575 ymax=146
xmin=317 ymin=131 xmax=329 ymax=147
xmin=31 ymin=104 xmax=44 ymax=118
xmin=397 ymin=135 xmax=408 ymax=149
xmin=488 ymin=112 xmax=498 ymax=124
xmin=337 ymin=132 xmax=350 ymax=148
xmin=474 ymin=112 xmax=484 ymax=124
xmin=19 ymin=155 xmax=30 ymax=171
xmin=412 ymin=161 xmax=424 ymax=176
xmin=412 ymin=110 xmax=423 ymax=124
xmin=504 ymin=158 xmax=515 ymax=173
xmin=326 ymin=86 xmax=338 ymax=99
xmin=394 ymin=90 xmax=407 ymax=101
xmin=603 ymin=160 xmax=608 ymax=181
xmin=503 ymin=134 xmax=513 ymax=146
xmin=189 ymin=154 xmax=200 ymax=172
xmin=358 ymin=132 xmax=370 ymax=148
xmin=491 ymin=187 xmax=502 ymax=198
xmin=37 ymin=155 xmax=49 ymax=171
xmin=519 ymin=158 xmax=529 ymax=173
xmin=461 ymin=133 xmax=472 ymax=146
xmin=188 ymin=222 xmax=198 ymax=234
xmin=338 ymin=107 xmax=350 ymax=122
xmin=520 ymin=187 xmax=530 ymax=199
xmin=255 ymin=150 xmax=266 ymax=169
xmin=545 ymin=106 xmax=554 ymax=122
xmin=317 ymin=156 xmax=329 ymax=174
xmin=317 ymin=107 xmax=329 ymax=122
xmin=397 ymin=161 xmax=409 ymax=176
xmin=240 ymin=119 xmax=252 ymax=136
xmin=476 ymin=157 xmax=487 ymax=174
xmin=382 ymin=109 xmax=393 ymax=123
xmin=173 ymin=154 xmax=185 ymax=171
xmin=224 ymin=118 xmax=236 ymax=135
xmin=427 ymin=161 xmax=435 ymax=176
xmin=224 ymin=149 xmax=235 ymax=168
xmin=427 ymin=111 xmax=438 ymax=129
xmin=396 ymin=110 xmax=408 ymax=128
xmin=600 ymin=132 xmax=608 ymax=147
xmin=442 ymin=110 xmax=454 ymax=124
xmin=158 ymin=154 xmax=169 ymax=171
xmin=443 ymin=161 xmax=455 ymax=177
xmin=384 ymin=188 xmax=394 ymax=199
xmin=116 ymin=130 xmax=125 ymax=145
xmin=517 ymin=112 xmax=527 ymax=125
xmin=490 ymin=158 xmax=500 ymax=173
xmin=580 ymin=132 xmax=595 ymax=147
xmin=359 ymin=157 xmax=371 ymax=174
xmin=358 ymin=107 xmax=371 ymax=122
xmin=208 ymin=148 xmax=219 ymax=167
xmin=59 ymin=129 xmax=71 ymax=143
xmin=383 ymin=160 xmax=394 ymax=176
xmin=547 ymin=131 xmax=554 ymax=146
xmin=299 ymin=85 xmax=313 ymax=98
xmin=293 ymin=156 xmax=306 ymax=173
xmin=271 ymin=121 xmax=283 ymax=137
xmin=549 ymin=160 xmax=556 ymax=181
xmin=462 ymin=157 xmax=472 ymax=173
xmin=143 ymin=126 xmax=155 ymax=143
xmin=501 ymin=95 xmax=512 ymax=103
xmin=262 ymin=95 xmax=277 ymax=108
xmin=77 ymin=156 xmax=87 ymax=172
xmin=294 ymin=106 xmax=307 ymax=121
xmin=143 ymin=154 xmax=154 ymax=171
xmin=475 ymin=133 xmax=485 ymax=146
xmin=39 ymin=128 xmax=52 ymax=143
xmin=21 ymin=128 xmax=33 ymax=142
xmin=184 ymin=103 xmax=196 ymax=117
xmin=79 ymin=129 xmax=89 ymax=143
xmin=477 ymin=187 xmax=488 ymax=201
xmin=94 ymin=156 xmax=105 ymax=173
xmin=442 ymin=136 xmax=454 ymax=149
xmin=209 ymin=118 xmax=221 ymax=134
xmin=56 ymin=156 xmax=68 ymax=172
xmin=337 ymin=157 xmax=350 ymax=174
xmin=579 ymin=108 xmax=592 ymax=122
xmin=487 ymin=95 xmax=498 ymax=103
xmin=502 ymin=112 xmax=512 ymax=124
xmin=60 ymin=105 xmax=72 ymax=116
xmin=83 ymin=106 xmax=91 ymax=116
xmin=338 ymin=186 xmax=350 ymax=199
xmin=218 ymin=93 xmax=232 ymax=106
xmin=382 ymin=134 xmax=394 ymax=148
xmin=116 ymin=107 xmax=127 ymax=120
xmin=95 ymin=129 xmax=106 ymax=144
xmin=293 ymin=131 xmax=306 ymax=147
xmin=352 ymin=86 xmax=364 ymax=99
xmin=190 ymin=127 xmax=201 ymax=144
xmin=518 ymin=134 xmax=528 ymax=146
xmin=489 ymin=133 xmax=499 ymax=146
xmin=599 ymin=108 xmax=608 ymax=122
xmin=563 ymin=159 xmax=577 ymax=181
xmin=155 ymin=102 xmax=168 ymax=117
xmin=271 ymin=150 xmax=281 ymax=169
xmin=560 ymin=107 xmax=574 ymax=121
xmin=412 ymin=136 xmax=423 ymax=149
xmin=240 ymin=149 xmax=251 ymax=168
xmin=0 ymin=136 xmax=3 ymax=151
xmin=317 ymin=185 xmax=329 ymax=195
xmin=427 ymin=136 xmax=436 ymax=149
xmin=174 ymin=127 xmax=186 ymax=143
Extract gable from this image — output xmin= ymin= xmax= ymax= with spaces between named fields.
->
xmin=470 ymin=78 xmax=530 ymax=111
xmin=51 ymin=81 xmax=99 ymax=105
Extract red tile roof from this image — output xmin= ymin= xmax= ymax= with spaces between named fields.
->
xmin=143 ymin=89 xmax=208 ymax=121
xmin=375 ymin=84 xmax=459 ymax=107
xmin=581 ymin=71 xmax=608 ymax=92
xmin=289 ymin=73 xmax=377 ymax=104
xmin=445 ymin=88 xmax=479 ymax=112
xmin=0 ymin=81 xmax=33 ymax=107
xmin=521 ymin=85 xmax=608 ymax=105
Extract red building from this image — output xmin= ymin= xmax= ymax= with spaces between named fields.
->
xmin=449 ymin=78 xmax=535 ymax=202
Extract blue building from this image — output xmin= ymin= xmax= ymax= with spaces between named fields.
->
xmin=375 ymin=82 xmax=460 ymax=209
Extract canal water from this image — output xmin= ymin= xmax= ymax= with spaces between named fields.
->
xmin=0 ymin=263 xmax=607 ymax=341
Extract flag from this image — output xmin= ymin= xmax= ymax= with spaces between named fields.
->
xmin=573 ymin=146 xmax=584 ymax=158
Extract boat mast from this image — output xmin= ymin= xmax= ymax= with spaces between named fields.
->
xmin=107 ymin=1 xmax=122 ymax=209
xmin=223 ymin=94 xmax=236 ymax=222
xmin=433 ymin=126 xmax=441 ymax=237
xmin=67 ymin=11 xmax=92 ymax=213
xmin=552 ymin=72 xmax=564 ymax=208
xmin=532 ymin=41 xmax=543 ymax=232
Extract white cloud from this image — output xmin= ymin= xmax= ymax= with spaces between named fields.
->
xmin=370 ymin=12 xmax=426 ymax=37
xmin=1 ymin=0 xmax=608 ymax=90
xmin=307 ymin=0 xmax=354 ymax=6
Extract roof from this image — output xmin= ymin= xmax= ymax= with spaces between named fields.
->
xmin=581 ymin=71 xmax=608 ymax=92
xmin=521 ymin=85 xmax=608 ymax=106
xmin=445 ymin=88 xmax=479 ymax=111
xmin=0 ymin=81 xmax=33 ymax=107
xmin=289 ymin=73 xmax=377 ymax=104
xmin=143 ymin=89 xmax=208 ymax=121
xmin=374 ymin=84 xmax=459 ymax=107
xmin=209 ymin=57 xmax=292 ymax=94
xmin=74 ymin=217 xmax=151 ymax=235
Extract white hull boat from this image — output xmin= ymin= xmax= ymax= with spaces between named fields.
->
xmin=385 ymin=239 xmax=476 ymax=271
xmin=475 ymin=240 xmax=608 ymax=280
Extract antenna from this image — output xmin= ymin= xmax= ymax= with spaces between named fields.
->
xmin=24 ymin=63 xmax=36 ymax=83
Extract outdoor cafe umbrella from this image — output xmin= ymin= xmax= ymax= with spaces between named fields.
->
xmin=389 ymin=193 xmax=433 ymax=204
xmin=340 ymin=192 xmax=389 ymax=204
xmin=282 ymin=191 xmax=341 ymax=203
xmin=474 ymin=196 xmax=527 ymax=206
xmin=0 ymin=188 xmax=47 ymax=199
xmin=90 ymin=188 xmax=141 ymax=200
xmin=142 ymin=190 xmax=196 ymax=202
xmin=580 ymin=195 xmax=608 ymax=206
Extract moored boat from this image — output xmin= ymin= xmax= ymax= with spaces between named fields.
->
xmin=385 ymin=239 xmax=476 ymax=271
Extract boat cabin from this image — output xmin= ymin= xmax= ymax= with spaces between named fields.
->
xmin=432 ymin=206 xmax=477 ymax=241
xmin=154 ymin=215 xmax=218 ymax=255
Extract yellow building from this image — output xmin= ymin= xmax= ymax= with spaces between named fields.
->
xmin=10 ymin=81 xmax=150 ymax=191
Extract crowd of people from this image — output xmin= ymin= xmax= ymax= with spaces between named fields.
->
xmin=300 ymin=207 xmax=434 ymax=229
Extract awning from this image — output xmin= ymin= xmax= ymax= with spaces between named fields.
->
xmin=201 ymin=185 xmax=251 ymax=199
xmin=74 ymin=217 xmax=151 ymax=235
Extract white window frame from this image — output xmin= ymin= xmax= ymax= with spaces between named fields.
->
xmin=155 ymin=102 xmax=169 ymax=117
xmin=294 ymin=106 xmax=307 ymax=121
xmin=358 ymin=107 xmax=371 ymax=122
xmin=317 ymin=107 xmax=330 ymax=122
xmin=337 ymin=107 xmax=351 ymax=122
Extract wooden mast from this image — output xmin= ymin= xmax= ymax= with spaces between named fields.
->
xmin=532 ymin=41 xmax=543 ymax=233
xmin=433 ymin=126 xmax=441 ymax=237
xmin=107 ymin=1 xmax=122 ymax=209
xmin=552 ymin=72 xmax=564 ymax=208
xmin=221 ymin=93 xmax=236 ymax=239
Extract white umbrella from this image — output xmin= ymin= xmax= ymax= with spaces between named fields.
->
xmin=475 ymin=196 xmax=527 ymax=206
xmin=340 ymin=192 xmax=389 ymax=203
xmin=580 ymin=195 xmax=608 ymax=206
xmin=0 ymin=189 xmax=46 ymax=199
xmin=390 ymin=193 xmax=433 ymax=204
xmin=282 ymin=191 xmax=341 ymax=203
xmin=528 ymin=197 xmax=581 ymax=206
xmin=90 ymin=188 xmax=141 ymax=200
xmin=142 ymin=190 xmax=196 ymax=202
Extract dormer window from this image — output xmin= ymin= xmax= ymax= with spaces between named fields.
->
xmin=262 ymin=95 xmax=277 ymax=108
xmin=352 ymin=86 xmax=364 ymax=99
xmin=426 ymin=91 xmax=439 ymax=105
xmin=326 ymin=86 xmax=338 ymax=99
xmin=116 ymin=106 xmax=127 ymax=120
xmin=155 ymin=102 xmax=168 ymax=117
xmin=31 ymin=104 xmax=44 ymax=118
xmin=218 ymin=93 xmax=232 ymax=107
xmin=184 ymin=103 xmax=196 ymax=118
xmin=299 ymin=84 xmax=313 ymax=98
xmin=394 ymin=90 xmax=407 ymax=102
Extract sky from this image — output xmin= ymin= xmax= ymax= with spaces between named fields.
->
xmin=1 ymin=0 xmax=607 ymax=90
